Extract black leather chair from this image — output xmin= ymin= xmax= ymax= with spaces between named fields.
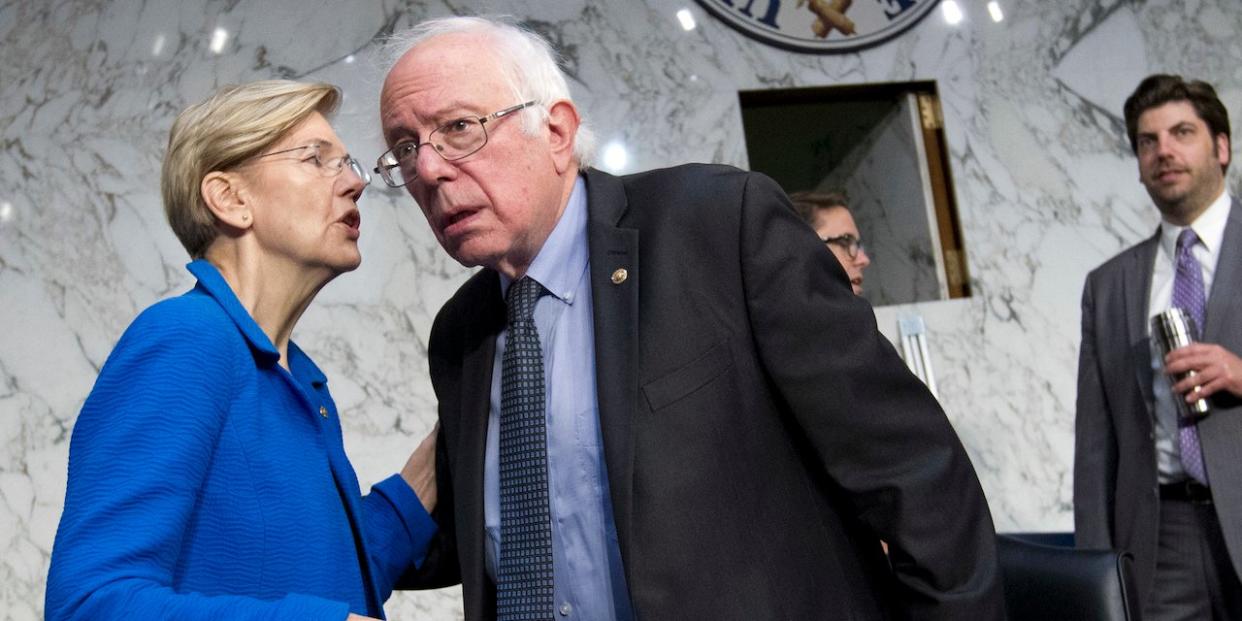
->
xmin=996 ymin=534 xmax=1142 ymax=621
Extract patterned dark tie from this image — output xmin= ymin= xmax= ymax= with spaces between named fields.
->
xmin=497 ymin=276 xmax=554 ymax=621
xmin=1172 ymin=228 xmax=1208 ymax=485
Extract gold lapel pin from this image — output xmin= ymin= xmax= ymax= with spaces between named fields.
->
xmin=611 ymin=268 xmax=628 ymax=285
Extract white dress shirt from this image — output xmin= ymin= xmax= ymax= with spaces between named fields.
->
xmin=1148 ymin=189 xmax=1231 ymax=483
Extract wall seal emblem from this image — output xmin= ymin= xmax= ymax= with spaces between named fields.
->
xmin=695 ymin=0 xmax=941 ymax=53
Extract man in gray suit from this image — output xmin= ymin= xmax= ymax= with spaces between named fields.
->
xmin=1076 ymin=74 xmax=1242 ymax=620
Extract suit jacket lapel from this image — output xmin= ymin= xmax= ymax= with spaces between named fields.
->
xmin=459 ymin=272 xmax=503 ymax=603
xmin=1127 ymin=232 xmax=1159 ymax=411
xmin=1198 ymin=198 xmax=1242 ymax=582
xmin=583 ymin=168 xmax=640 ymax=563
xmin=1204 ymin=198 xmax=1242 ymax=341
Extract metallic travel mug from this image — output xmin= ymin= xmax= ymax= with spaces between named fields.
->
xmin=1151 ymin=308 xmax=1211 ymax=420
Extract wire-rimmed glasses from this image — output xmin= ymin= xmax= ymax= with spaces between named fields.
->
xmin=373 ymin=101 xmax=537 ymax=188
xmin=253 ymin=143 xmax=371 ymax=185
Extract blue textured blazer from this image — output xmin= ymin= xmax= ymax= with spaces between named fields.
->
xmin=46 ymin=260 xmax=435 ymax=620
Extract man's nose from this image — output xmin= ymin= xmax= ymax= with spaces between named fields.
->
xmin=414 ymin=143 xmax=457 ymax=185
xmin=1154 ymin=133 xmax=1177 ymax=158
xmin=855 ymin=247 xmax=871 ymax=268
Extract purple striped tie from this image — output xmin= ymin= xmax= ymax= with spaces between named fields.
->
xmin=1172 ymin=228 xmax=1208 ymax=485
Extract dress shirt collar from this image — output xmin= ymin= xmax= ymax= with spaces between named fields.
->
xmin=499 ymin=175 xmax=589 ymax=306
xmin=185 ymin=259 xmax=325 ymax=385
xmin=1159 ymin=189 xmax=1232 ymax=258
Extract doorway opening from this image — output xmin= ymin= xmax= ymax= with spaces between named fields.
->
xmin=740 ymin=81 xmax=970 ymax=305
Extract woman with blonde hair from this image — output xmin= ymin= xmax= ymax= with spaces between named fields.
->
xmin=45 ymin=80 xmax=436 ymax=620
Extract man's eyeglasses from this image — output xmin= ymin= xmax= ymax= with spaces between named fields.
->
xmin=252 ymin=143 xmax=371 ymax=185
xmin=822 ymin=234 xmax=865 ymax=259
xmin=373 ymin=101 xmax=537 ymax=188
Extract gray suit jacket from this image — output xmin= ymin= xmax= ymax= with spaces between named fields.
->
xmin=1075 ymin=196 xmax=1242 ymax=604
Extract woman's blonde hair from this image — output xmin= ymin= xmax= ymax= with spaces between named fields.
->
xmin=161 ymin=80 xmax=340 ymax=258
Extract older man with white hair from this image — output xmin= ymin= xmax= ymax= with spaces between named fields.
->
xmin=379 ymin=16 xmax=1003 ymax=621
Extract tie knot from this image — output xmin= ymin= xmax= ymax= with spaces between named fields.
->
xmin=505 ymin=277 xmax=545 ymax=325
xmin=1177 ymin=228 xmax=1200 ymax=252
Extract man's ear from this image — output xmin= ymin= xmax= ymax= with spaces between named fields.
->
xmin=1216 ymin=133 xmax=1231 ymax=170
xmin=545 ymin=100 xmax=581 ymax=174
xmin=201 ymin=171 xmax=251 ymax=229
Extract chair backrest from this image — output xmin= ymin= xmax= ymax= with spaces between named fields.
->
xmin=996 ymin=534 xmax=1142 ymax=621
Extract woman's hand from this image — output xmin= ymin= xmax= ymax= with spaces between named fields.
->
xmin=401 ymin=422 xmax=439 ymax=513
xmin=347 ymin=614 xmax=382 ymax=620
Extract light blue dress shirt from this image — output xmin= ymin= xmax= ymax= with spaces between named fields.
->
xmin=485 ymin=176 xmax=633 ymax=620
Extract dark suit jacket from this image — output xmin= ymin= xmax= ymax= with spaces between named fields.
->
xmin=1075 ymin=196 xmax=1242 ymax=606
xmin=408 ymin=164 xmax=1003 ymax=620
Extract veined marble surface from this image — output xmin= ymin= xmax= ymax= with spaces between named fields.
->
xmin=3 ymin=0 xmax=1242 ymax=618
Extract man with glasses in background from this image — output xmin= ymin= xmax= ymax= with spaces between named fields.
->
xmin=791 ymin=191 xmax=872 ymax=296
xmin=379 ymin=16 xmax=1003 ymax=621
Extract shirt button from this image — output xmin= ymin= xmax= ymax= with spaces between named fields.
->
xmin=319 ymin=406 xmax=329 ymax=418
xmin=559 ymin=602 xmax=572 ymax=616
